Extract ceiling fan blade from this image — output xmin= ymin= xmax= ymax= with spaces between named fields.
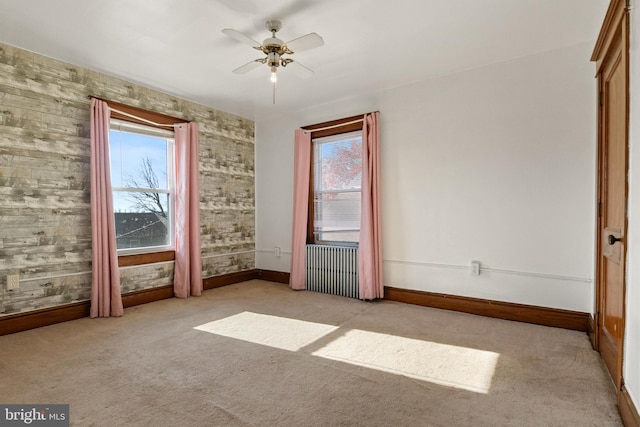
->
xmin=222 ymin=28 xmax=262 ymax=48
xmin=286 ymin=60 xmax=314 ymax=79
xmin=285 ymin=33 xmax=324 ymax=53
xmin=272 ymin=0 xmax=319 ymax=21
xmin=216 ymin=0 xmax=257 ymax=14
xmin=232 ymin=60 xmax=263 ymax=74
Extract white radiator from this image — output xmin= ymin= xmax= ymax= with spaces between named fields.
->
xmin=306 ymin=244 xmax=359 ymax=299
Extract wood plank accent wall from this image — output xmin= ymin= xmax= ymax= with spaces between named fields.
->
xmin=0 ymin=42 xmax=255 ymax=316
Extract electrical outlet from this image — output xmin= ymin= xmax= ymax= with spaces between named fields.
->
xmin=6 ymin=274 xmax=19 ymax=290
xmin=471 ymin=261 xmax=481 ymax=276
xmin=274 ymin=247 xmax=281 ymax=257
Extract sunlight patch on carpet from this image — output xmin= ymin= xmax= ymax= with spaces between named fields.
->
xmin=194 ymin=312 xmax=338 ymax=351
xmin=312 ymin=329 xmax=499 ymax=393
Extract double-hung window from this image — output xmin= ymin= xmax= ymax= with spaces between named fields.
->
xmin=109 ymin=119 xmax=175 ymax=254
xmin=311 ymin=130 xmax=363 ymax=245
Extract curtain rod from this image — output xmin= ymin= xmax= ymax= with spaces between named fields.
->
xmin=88 ymin=95 xmax=181 ymax=128
xmin=302 ymin=111 xmax=379 ymax=134
xmin=110 ymin=107 xmax=175 ymax=128
xmin=304 ymin=118 xmax=363 ymax=134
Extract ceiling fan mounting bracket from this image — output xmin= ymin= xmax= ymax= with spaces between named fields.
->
xmin=265 ymin=20 xmax=282 ymax=33
xmin=259 ymin=20 xmax=292 ymax=57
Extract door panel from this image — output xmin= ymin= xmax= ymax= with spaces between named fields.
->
xmin=597 ymin=21 xmax=627 ymax=390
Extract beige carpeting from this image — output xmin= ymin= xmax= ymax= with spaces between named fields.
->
xmin=0 ymin=280 xmax=622 ymax=426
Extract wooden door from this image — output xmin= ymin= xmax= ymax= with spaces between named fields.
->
xmin=593 ymin=2 xmax=628 ymax=391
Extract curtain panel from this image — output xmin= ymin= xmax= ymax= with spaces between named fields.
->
xmin=174 ymin=123 xmax=203 ymax=298
xmin=89 ymin=98 xmax=124 ymax=317
xmin=358 ymin=112 xmax=384 ymax=299
xmin=289 ymin=129 xmax=311 ymax=290
xmin=289 ymin=115 xmax=383 ymax=298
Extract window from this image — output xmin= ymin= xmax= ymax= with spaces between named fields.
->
xmin=109 ymin=119 xmax=175 ymax=254
xmin=312 ymin=130 xmax=363 ymax=244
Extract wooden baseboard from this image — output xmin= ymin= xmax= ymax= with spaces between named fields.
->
xmin=619 ymin=384 xmax=640 ymax=427
xmin=1 ymin=270 xmax=259 ymax=336
xmin=122 ymin=285 xmax=174 ymax=308
xmin=2 ymin=273 xmax=591 ymax=336
xmin=588 ymin=314 xmax=597 ymax=350
xmin=0 ymin=301 xmax=90 ymax=336
xmin=250 ymin=277 xmax=588 ymax=332
xmin=203 ymin=270 xmax=257 ymax=290
xmin=384 ymin=286 xmax=589 ymax=332
xmin=256 ymin=269 xmax=290 ymax=284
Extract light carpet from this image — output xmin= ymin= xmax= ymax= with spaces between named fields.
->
xmin=0 ymin=280 xmax=621 ymax=426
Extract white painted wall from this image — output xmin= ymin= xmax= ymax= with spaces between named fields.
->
xmin=624 ymin=3 xmax=640 ymax=414
xmin=256 ymin=42 xmax=597 ymax=313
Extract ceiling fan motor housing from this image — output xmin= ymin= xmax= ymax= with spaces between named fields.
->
xmin=263 ymin=37 xmax=284 ymax=50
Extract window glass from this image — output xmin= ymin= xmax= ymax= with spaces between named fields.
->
xmin=313 ymin=131 xmax=362 ymax=244
xmin=109 ymin=119 xmax=175 ymax=253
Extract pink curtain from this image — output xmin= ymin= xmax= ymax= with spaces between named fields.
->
xmin=359 ymin=112 xmax=384 ymax=300
xmin=90 ymin=99 xmax=124 ymax=318
xmin=174 ymin=123 xmax=203 ymax=298
xmin=290 ymin=129 xmax=311 ymax=290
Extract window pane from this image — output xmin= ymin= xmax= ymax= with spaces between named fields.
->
xmin=110 ymin=129 xmax=169 ymax=190
xmin=114 ymin=191 xmax=170 ymax=250
xmin=318 ymin=137 xmax=362 ymax=191
xmin=313 ymin=131 xmax=362 ymax=244
xmin=314 ymin=190 xmax=361 ymax=243
xmin=109 ymin=119 xmax=174 ymax=253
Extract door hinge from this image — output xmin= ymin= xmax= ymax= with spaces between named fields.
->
xmin=596 ymin=311 xmax=601 ymax=326
xmin=626 ymin=0 xmax=632 ymax=11
xmin=598 ymin=202 xmax=602 ymax=217
xmin=599 ymin=91 xmax=603 ymax=106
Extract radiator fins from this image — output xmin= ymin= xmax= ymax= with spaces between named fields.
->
xmin=306 ymin=244 xmax=359 ymax=299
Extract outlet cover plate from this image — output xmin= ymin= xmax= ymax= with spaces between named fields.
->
xmin=7 ymin=274 xmax=19 ymax=290
xmin=471 ymin=261 xmax=481 ymax=276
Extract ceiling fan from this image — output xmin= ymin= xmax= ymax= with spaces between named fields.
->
xmin=222 ymin=20 xmax=324 ymax=103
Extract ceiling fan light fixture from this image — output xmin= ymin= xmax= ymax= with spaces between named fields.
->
xmin=222 ymin=19 xmax=324 ymax=104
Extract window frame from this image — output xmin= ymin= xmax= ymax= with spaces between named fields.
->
xmin=97 ymin=98 xmax=188 ymax=266
xmin=110 ymin=119 xmax=176 ymax=256
xmin=303 ymin=115 xmax=364 ymax=246
xmin=312 ymin=131 xmax=363 ymax=246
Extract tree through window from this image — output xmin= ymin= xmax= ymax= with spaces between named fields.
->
xmin=312 ymin=130 xmax=363 ymax=244
xmin=109 ymin=119 xmax=175 ymax=253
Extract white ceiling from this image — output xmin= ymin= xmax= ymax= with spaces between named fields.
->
xmin=0 ymin=0 xmax=608 ymax=121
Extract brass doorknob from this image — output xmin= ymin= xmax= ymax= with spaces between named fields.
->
xmin=608 ymin=234 xmax=622 ymax=245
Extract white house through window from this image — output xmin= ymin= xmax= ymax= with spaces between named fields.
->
xmin=312 ymin=130 xmax=363 ymax=244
